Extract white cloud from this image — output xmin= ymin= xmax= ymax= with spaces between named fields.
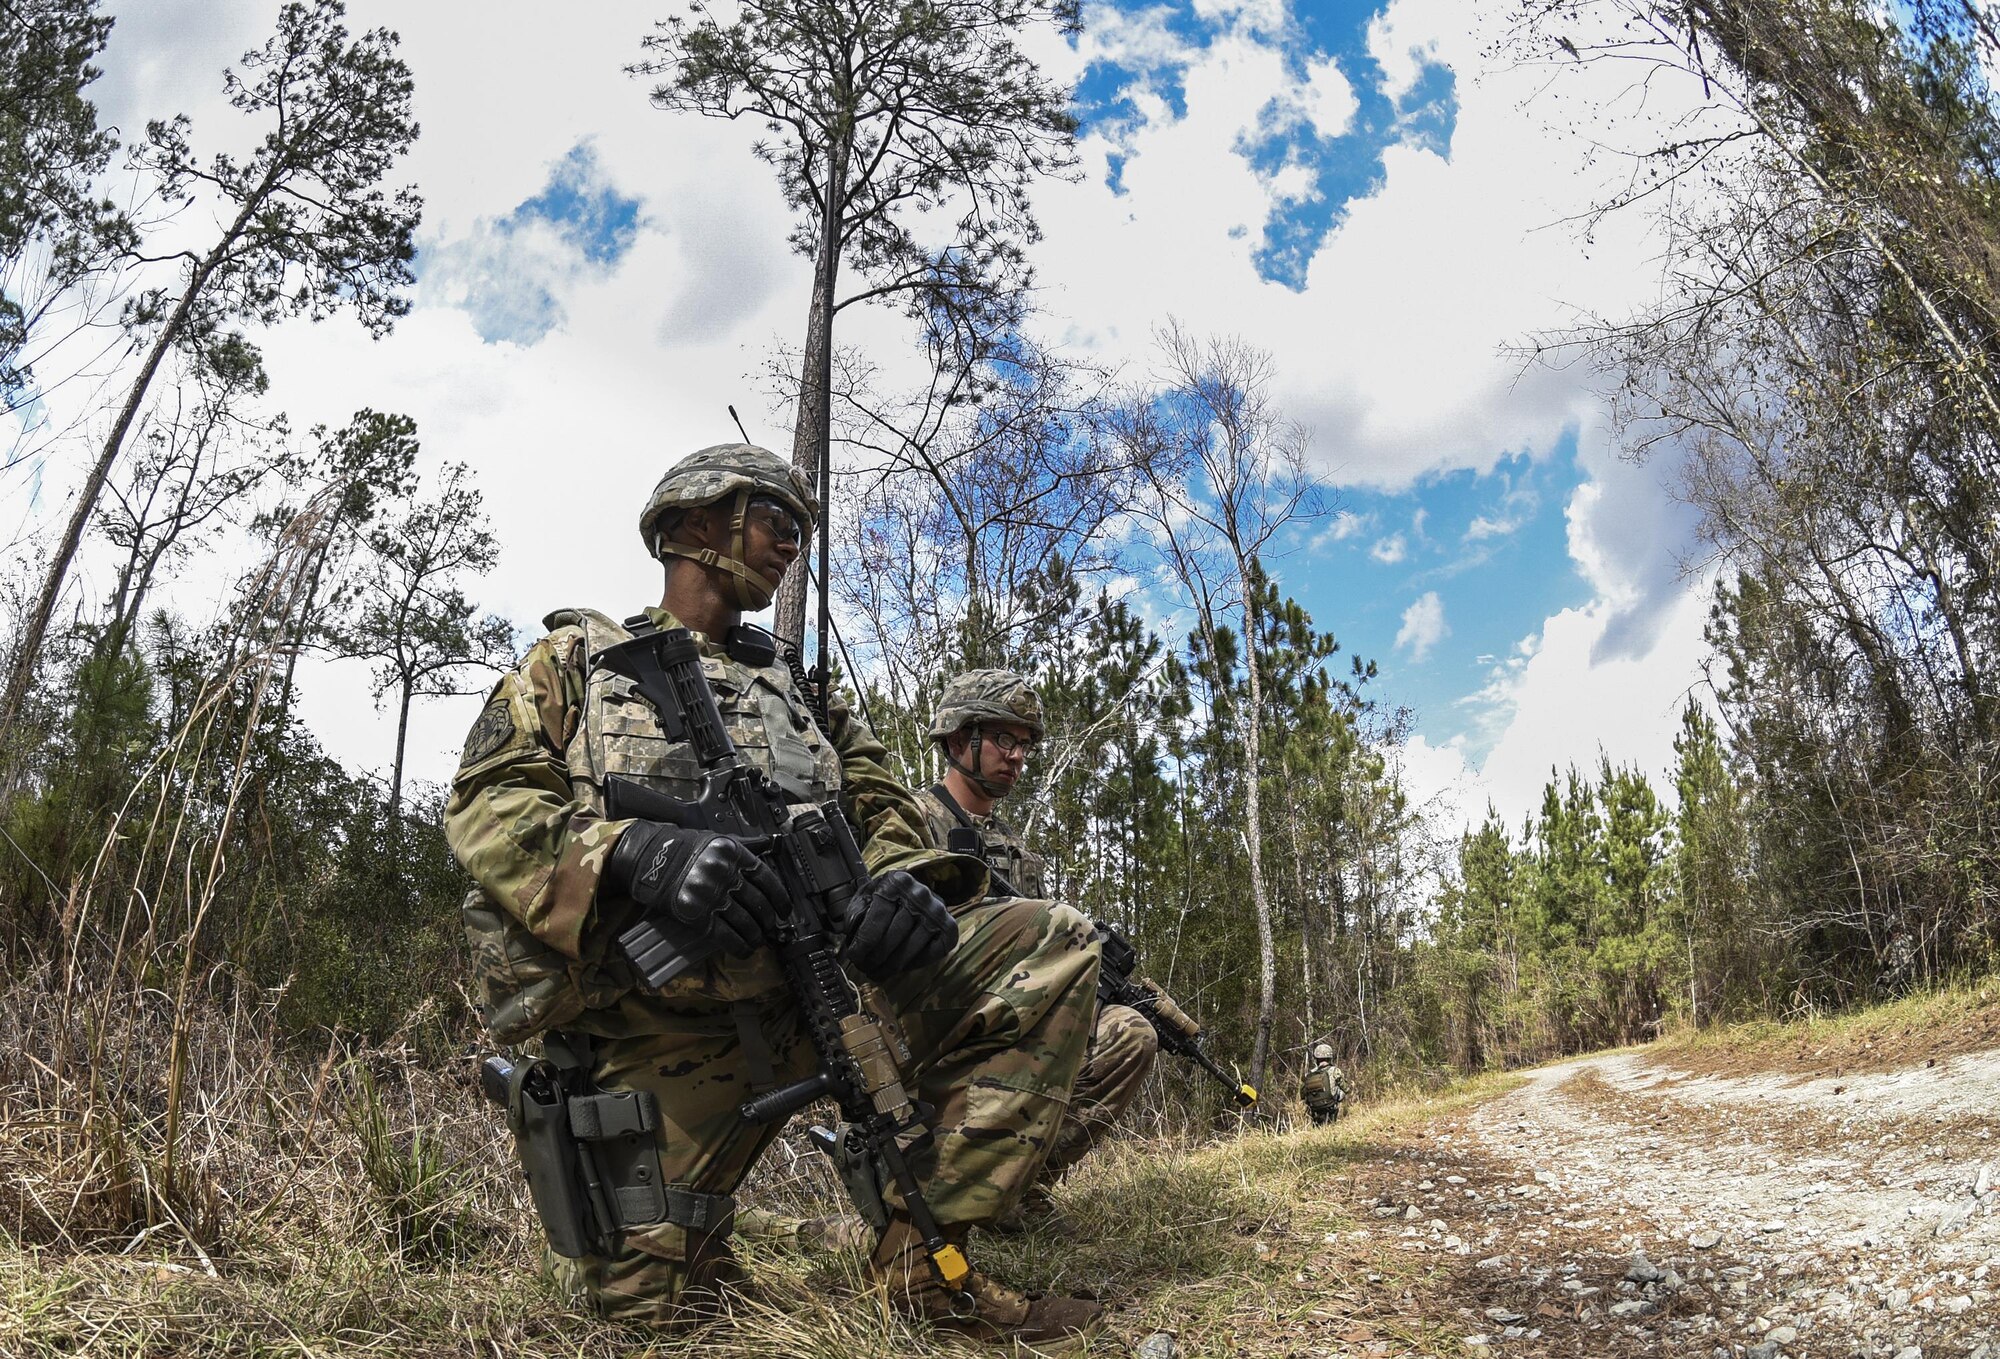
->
xmin=1468 ymin=588 xmax=1710 ymax=826
xmin=1314 ymin=509 xmax=1374 ymax=548
xmin=1465 ymin=512 xmax=1521 ymax=542
xmin=42 ymin=0 xmax=1730 ymax=822
xmin=1301 ymin=55 xmax=1360 ymax=139
xmin=1396 ymin=590 xmax=1448 ymax=661
xmin=1367 ymin=0 xmax=1448 ymax=104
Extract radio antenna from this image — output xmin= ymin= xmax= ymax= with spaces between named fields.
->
xmin=728 ymin=405 xmax=752 ymax=443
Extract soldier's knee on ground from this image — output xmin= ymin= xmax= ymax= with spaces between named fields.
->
xmin=1096 ymin=1002 xmax=1160 ymax=1073
xmin=545 ymin=1220 xmax=746 ymax=1327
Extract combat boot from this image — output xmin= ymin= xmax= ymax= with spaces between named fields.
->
xmin=869 ymin=1214 xmax=1106 ymax=1353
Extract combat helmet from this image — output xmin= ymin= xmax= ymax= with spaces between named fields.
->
xmin=639 ymin=443 xmax=818 ymax=610
xmin=930 ymin=668 xmax=1044 ymax=798
xmin=1310 ymin=1042 xmax=1335 ymax=1063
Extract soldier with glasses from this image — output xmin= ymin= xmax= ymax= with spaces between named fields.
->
xmin=915 ymin=670 xmax=1162 ymax=1221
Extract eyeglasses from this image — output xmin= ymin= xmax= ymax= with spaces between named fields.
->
xmin=745 ymin=496 xmax=805 ymax=546
xmin=981 ymin=727 xmax=1038 ymax=755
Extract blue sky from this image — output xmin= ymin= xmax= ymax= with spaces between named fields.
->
xmin=54 ymin=0 xmax=1715 ymax=828
xmin=1076 ymin=0 xmax=1457 ymax=288
xmin=1279 ymin=437 xmax=1592 ymax=759
xmin=1070 ymin=0 xmax=1590 ymax=764
xmin=415 ymin=142 xmax=645 ymax=345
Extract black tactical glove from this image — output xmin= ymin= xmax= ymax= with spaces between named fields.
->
xmin=840 ymin=869 xmax=958 ymax=981
xmin=603 ymin=820 xmax=787 ymax=958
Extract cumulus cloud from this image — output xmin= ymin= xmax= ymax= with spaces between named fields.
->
xmin=1367 ymin=0 xmax=1448 ymax=104
xmin=1396 ymin=590 xmax=1448 ymax=661
xmin=1315 ymin=509 xmax=1375 ymax=547
xmin=1301 ymin=56 xmax=1361 ymax=139
xmin=420 ymin=142 xmax=645 ymax=345
xmin=1371 ymin=533 xmax=1407 ymax=564
xmin=1468 ymin=591 xmax=1711 ymax=824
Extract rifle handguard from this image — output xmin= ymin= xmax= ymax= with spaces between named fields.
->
xmin=1138 ymin=977 xmax=1200 ymax=1042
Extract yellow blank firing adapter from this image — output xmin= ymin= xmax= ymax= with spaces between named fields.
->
xmin=1237 ymin=1083 xmax=1259 ymax=1107
xmin=933 ymin=1242 xmax=970 ymax=1286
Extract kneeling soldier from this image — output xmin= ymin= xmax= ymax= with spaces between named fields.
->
xmin=447 ymin=445 xmax=1105 ymax=1345
xmin=916 ymin=670 xmax=1160 ymax=1197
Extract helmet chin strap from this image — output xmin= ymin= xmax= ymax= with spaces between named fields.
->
xmin=945 ymin=727 xmax=1011 ymax=800
xmin=656 ymin=490 xmax=781 ymax=611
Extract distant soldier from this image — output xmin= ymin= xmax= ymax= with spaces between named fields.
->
xmin=445 ymin=444 xmax=1105 ymax=1346
xmin=916 ymin=670 xmax=1161 ymax=1203
xmin=1301 ymin=1041 xmax=1346 ymax=1124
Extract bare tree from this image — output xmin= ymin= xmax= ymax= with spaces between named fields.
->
xmin=0 ymin=0 xmax=421 ymax=758
xmin=1120 ymin=321 xmax=1322 ymax=1088
xmin=92 ymin=334 xmax=286 ymax=662
xmin=631 ymin=0 xmax=1079 ymax=653
xmin=327 ymin=461 xmax=513 ymax=824
xmin=828 ymin=325 xmax=1135 ymax=713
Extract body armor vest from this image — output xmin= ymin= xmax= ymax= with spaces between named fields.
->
xmin=1301 ymin=1063 xmax=1343 ymax=1105
xmin=464 ymin=608 xmax=843 ymax=1041
xmin=926 ymin=786 xmax=1049 ymax=900
xmin=559 ymin=608 xmax=842 ymax=815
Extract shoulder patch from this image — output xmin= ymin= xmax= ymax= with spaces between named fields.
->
xmin=461 ymin=699 xmax=517 ymax=769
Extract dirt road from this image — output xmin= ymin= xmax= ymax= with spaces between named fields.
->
xmin=1340 ymin=1048 xmax=2000 ymax=1357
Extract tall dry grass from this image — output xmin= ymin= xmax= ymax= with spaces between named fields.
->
xmin=0 ymin=486 xmax=1308 ymax=1354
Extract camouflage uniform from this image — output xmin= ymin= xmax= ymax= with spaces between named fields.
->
xmin=1301 ymin=1043 xmax=1345 ymax=1125
xmin=448 ymin=465 xmax=1101 ymax=1324
xmin=918 ymin=672 xmax=1159 ymax=1185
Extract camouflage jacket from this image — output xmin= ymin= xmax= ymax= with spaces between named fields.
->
xmin=445 ymin=606 xmax=984 ymax=1034
xmin=913 ymin=784 xmax=1049 ymax=901
xmin=1301 ymin=1063 xmax=1345 ymax=1105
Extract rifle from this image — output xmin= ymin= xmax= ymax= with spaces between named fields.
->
xmin=1091 ymin=920 xmax=1257 ymax=1108
xmin=592 ymin=626 xmax=974 ymax=1309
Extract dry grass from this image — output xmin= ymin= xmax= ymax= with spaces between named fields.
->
xmin=0 ymin=953 xmax=1534 ymax=1359
xmin=1654 ymin=974 xmax=2000 ymax=1077
xmin=12 ymin=947 xmax=1999 ymax=1354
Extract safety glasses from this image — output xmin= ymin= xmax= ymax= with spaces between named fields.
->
xmin=981 ymin=727 xmax=1038 ymax=755
xmin=745 ymin=495 xmax=806 ymax=547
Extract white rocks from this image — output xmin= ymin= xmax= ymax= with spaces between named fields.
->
xmin=1134 ymin=1334 xmax=1179 ymax=1359
xmin=1626 ymin=1255 xmax=1667 ymax=1284
xmin=1935 ymin=1199 xmax=1977 ymax=1238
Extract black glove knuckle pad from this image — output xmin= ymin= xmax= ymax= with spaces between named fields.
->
xmin=843 ymin=871 xmax=953 ymax=981
xmin=607 ymin=819 xmax=777 ymax=958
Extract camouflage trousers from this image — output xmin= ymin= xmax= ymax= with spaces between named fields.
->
xmin=1041 ymin=1002 xmax=1158 ymax=1181
xmin=547 ymin=895 xmax=1099 ymax=1324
